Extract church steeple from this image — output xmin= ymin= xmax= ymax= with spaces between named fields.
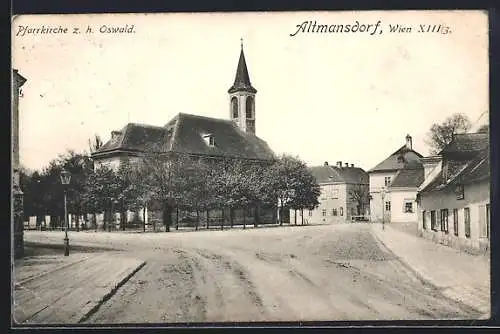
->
xmin=228 ymin=39 xmax=257 ymax=94
xmin=229 ymin=40 xmax=257 ymax=135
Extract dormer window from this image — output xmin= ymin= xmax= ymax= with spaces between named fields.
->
xmin=202 ymin=134 xmax=215 ymax=147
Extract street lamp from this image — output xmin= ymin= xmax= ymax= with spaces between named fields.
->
xmin=381 ymin=187 xmax=386 ymax=231
xmin=60 ymin=169 xmax=71 ymax=256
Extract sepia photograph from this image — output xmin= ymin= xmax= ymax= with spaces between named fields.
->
xmin=11 ymin=10 xmax=490 ymax=325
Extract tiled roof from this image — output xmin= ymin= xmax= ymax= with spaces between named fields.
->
xmin=439 ymin=133 xmax=489 ymax=155
xmin=368 ymin=145 xmax=423 ymax=173
xmin=390 ymin=168 xmax=425 ymax=188
xmin=310 ymin=165 xmax=368 ymax=184
xmin=92 ymin=113 xmax=274 ymax=161
xmin=228 ymin=47 xmax=257 ymax=94
xmin=96 ymin=123 xmax=168 ymax=153
xmin=170 ymin=113 xmax=273 ymax=160
xmin=419 ymin=148 xmax=489 ymax=193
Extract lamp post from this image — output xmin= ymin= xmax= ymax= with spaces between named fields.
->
xmin=60 ymin=169 xmax=71 ymax=256
xmin=381 ymin=187 xmax=386 ymax=231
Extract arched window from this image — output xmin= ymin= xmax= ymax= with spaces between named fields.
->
xmin=246 ymin=96 xmax=254 ymax=119
xmin=231 ymin=97 xmax=238 ymax=119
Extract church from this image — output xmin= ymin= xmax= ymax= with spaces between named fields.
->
xmin=92 ymin=42 xmax=274 ymax=168
xmin=91 ymin=42 xmax=276 ymax=228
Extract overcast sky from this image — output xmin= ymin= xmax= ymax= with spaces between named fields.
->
xmin=12 ymin=10 xmax=488 ymax=172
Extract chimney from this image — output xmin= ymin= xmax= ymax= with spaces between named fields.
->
xmin=111 ymin=130 xmax=121 ymax=140
xmin=324 ymin=161 xmax=329 ymax=166
xmin=351 ymin=164 xmax=354 ymax=167
xmin=344 ymin=162 xmax=349 ymax=167
xmin=406 ymin=134 xmax=412 ymax=150
xmin=336 ymin=161 xmax=342 ymax=167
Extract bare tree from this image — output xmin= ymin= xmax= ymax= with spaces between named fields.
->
xmin=425 ymin=113 xmax=472 ymax=155
xmin=348 ymin=184 xmax=370 ymax=218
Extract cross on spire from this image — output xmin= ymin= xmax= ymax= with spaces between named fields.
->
xmin=240 ymin=37 xmax=243 ymax=49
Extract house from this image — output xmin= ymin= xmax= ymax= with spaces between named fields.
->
xmin=90 ymin=43 xmax=276 ymax=227
xmin=416 ymin=132 xmax=490 ymax=254
xmin=368 ymin=135 xmax=424 ymax=223
xmin=13 ymin=69 xmax=27 ymax=259
xmin=290 ymin=161 xmax=369 ymax=225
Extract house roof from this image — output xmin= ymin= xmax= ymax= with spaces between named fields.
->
xmin=228 ymin=46 xmax=257 ymax=94
xmin=419 ymin=134 xmax=490 ymax=194
xmin=368 ymin=145 xmax=423 ymax=173
xmin=92 ymin=113 xmax=275 ymax=161
xmin=439 ymin=132 xmax=489 ymax=155
xmin=310 ymin=165 xmax=368 ymax=184
xmin=390 ymin=168 xmax=425 ymax=188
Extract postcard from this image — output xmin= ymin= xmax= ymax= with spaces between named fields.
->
xmin=11 ymin=10 xmax=490 ymax=325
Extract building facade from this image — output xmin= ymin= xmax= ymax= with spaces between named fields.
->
xmin=417 ymin=132 xmax=490 ymax=254
xmin=290 ymin=161 xmax=369 ymax=225
xmin=91 ymin=43 xmax=276 ymax=227
xmin=13 ymin=69 xmax=27 ymax=259
xmin=368 ymin=135 xmax=424 ymax=223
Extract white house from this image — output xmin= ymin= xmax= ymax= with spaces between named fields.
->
xmin=368 ymin=134 xmax=424 ymax=223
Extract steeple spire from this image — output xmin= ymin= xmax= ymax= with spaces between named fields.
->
xmin=228 ymin=40 xmax=257 ymax=94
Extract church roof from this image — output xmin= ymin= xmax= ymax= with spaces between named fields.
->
xmin=368 ymin=145 xmax=424 ymax=173
xmin=309 ymin=165 xmax=368 ymax=185
xmin=228 ymin=46 xmax=257 ymax=94
xmin=92 ymin=113 xmax=274 ymax=161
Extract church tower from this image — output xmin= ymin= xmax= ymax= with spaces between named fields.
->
xmin=228 ymin=40 xmax=257 ymax=135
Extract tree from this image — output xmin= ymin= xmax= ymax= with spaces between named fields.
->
xmin=289 ymin=169 xmax=320 ymax=225
xmin=348 ymin=184 xmax=370 ymax=217
xmin=58 ymin=150 xmax=94 ymax=231
xmin=139 ymin=146 xmax=194 ymax=232
xmin=425 ymin=113 xmax=472 ymax=154
xmin=82 ymin=164 xmax=117 ymax=230
xmin=261 ymin=155 xmax=319 ymax=225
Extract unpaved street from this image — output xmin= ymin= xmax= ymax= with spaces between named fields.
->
xmin=25 ymin=224 xmax=481 ymax=322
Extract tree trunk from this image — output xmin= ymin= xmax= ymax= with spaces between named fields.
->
xmin=176 ymin=207 xmax=179 ymax=230
xmin=294 ymin=209 xmax=297 ymax=225
xmin=196 ymin=210 xmax=199 ymax=231
xmin=206 ymin=210 xmax=210 ymax=229
xmin=230 ymin=207 xmax=234 ymax=228
xmin=93 ymin=212 xmax=98 ymax=231
xmin=254 ymin=205 xmax=258 ymax=227
xmin=279 ymin=207 xmax=283 ymax=226
xmin=221 ymin=208 xmax=224 ymax=230
xmin=163 ymin=202 xmax=171 ymax=232
xmin=301 ymin=209 xmax=304 ymax=225
xmin=121 ymin=210 xmax=126 ymax=231
xmin=143 ymin=205 xmax=146 ymax=232
xmin=243 ymin=207 xmax=246 ymax=229
xmin=76 ymin=212 xmax=80 ymax=232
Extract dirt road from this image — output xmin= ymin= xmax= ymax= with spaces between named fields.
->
xmin=25 ymin=224 xmax=481 ymax=322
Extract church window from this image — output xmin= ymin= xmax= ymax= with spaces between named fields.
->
xmin=246 ymin=96 xmax=254 ymax=119
xmin=231 ymin=97 xmax=238 ymax=119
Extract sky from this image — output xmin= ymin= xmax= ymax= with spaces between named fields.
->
xmin=12 ymin=10 xmax=488 ymax=173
